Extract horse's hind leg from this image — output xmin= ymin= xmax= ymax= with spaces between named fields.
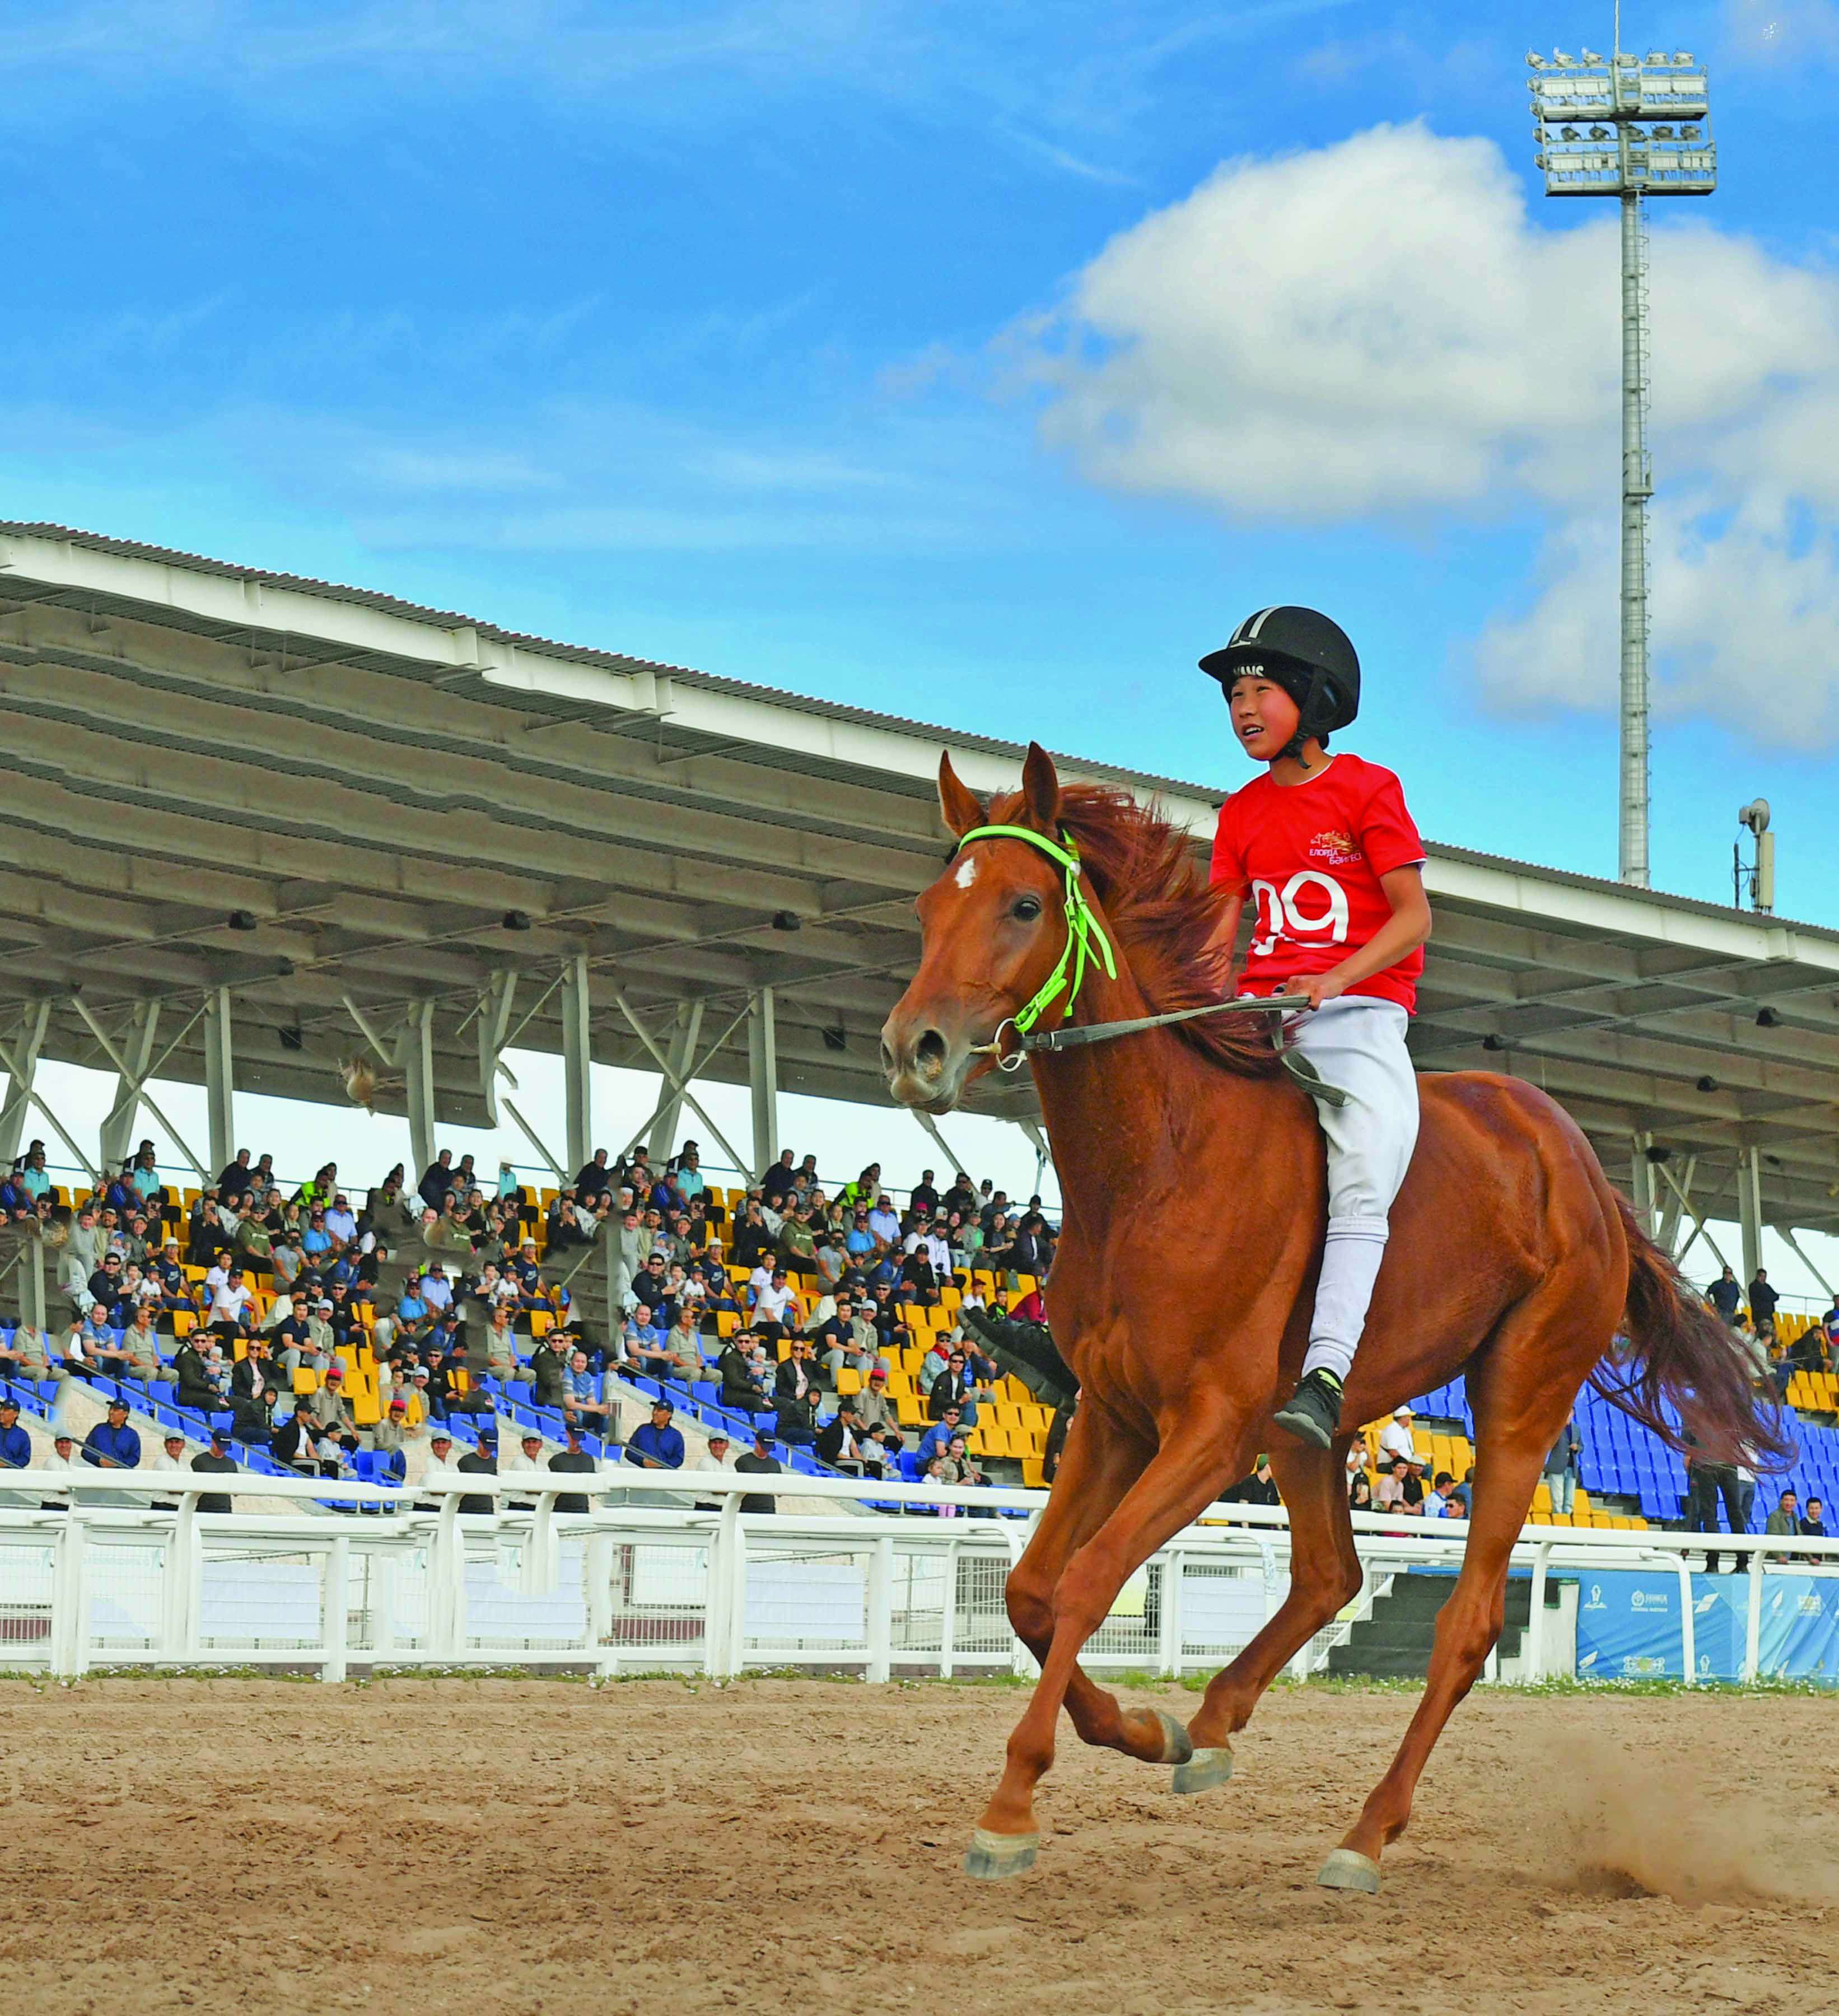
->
xmin=1180 ymin=1434 xmax=1364 ymax=1791
xmin=1323 ymin=1287 xmax=1613 ymax=1893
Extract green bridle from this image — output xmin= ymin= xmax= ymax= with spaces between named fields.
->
xmin=953 ymin=824 xmax=1117 ymax=1049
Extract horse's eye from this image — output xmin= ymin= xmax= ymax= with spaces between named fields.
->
xmin=1012 ymin=896 xmax=1042 ymax=922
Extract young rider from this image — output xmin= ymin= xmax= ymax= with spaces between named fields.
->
xmin=1200 ymin=606 xmax=1432 ymax=1452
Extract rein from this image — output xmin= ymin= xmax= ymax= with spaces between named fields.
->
xmin=952 ymin=822 xmax=1337 ymax=1098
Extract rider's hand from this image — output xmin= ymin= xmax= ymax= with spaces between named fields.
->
xmin=1287 ymin=972 xmax=1347 ymax=1011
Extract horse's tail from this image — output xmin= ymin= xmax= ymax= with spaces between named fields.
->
xmin=1591 ymin=1192 xmax=1794 ymax=1468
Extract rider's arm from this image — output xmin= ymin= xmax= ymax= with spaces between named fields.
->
xmin=1292 ymin=865 xmax=1431 ymax=1010
xmin=1205 ymin=886 xmax=1247 ymax=989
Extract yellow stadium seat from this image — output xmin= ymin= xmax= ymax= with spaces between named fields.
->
xmin=895 ymin=1396 xmax=926 ymax=1427
xmin=1021 ymin=1457 xmax=1047 ymax=1488
xmin=714 ymin=1310 xmax=740 ymax=1337
xmin=171 ymin=1310 xmax=195 ymax=1338
xmin=529 ymin=1311 xmax=553 ymax=1338
xmin=836 ymin=1369 xmax=863 ymax=1396
xmin=292 ymin=1368 xmax=320 ymax=1393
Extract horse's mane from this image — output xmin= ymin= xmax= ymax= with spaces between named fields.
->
xmin=982 ymin=782 xmax=1283 ymax=1081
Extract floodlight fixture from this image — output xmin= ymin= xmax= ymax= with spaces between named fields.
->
xmin=1526 ymin=38 xmax=1717 ymax=890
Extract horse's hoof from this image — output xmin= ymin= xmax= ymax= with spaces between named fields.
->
xmin=1171 ymin=1746 xmax=1234 ymax=1795
xmin=1152 ymin=1710 xmax=1194 ymax=1766
xmin=964 ymin=1828 xmax=1039 ymax=1881
xmin=1317 ymin=1848 xmax=1381 ymax=1894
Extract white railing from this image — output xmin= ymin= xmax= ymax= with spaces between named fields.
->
xmin=3 ymin=1472 xmax=1834 ymax=1684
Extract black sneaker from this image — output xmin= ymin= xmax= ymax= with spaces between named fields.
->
xmin=1273 ymin=1368 xmax=1344 ymax=1450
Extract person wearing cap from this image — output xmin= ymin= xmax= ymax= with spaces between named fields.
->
xmin=548 ymin=1420 xmax=598 ymax=1514
xmin=1378 ymin=1405 xmax=1417 ymax=1468
xmin=455 ymin=1422 xmax=498 ymax=1515
xmin=189 ymin=1424 xmax=239 ymax=1513
xmin=733 ymin=1427 xmax=782 ymax=1515
xmin=371 ymin=1393 xmax=411 ymax=1454
xmin=417 ymin=1424 xmax=464 ymax=1507
xmin=205 ymin=1263 xmax=253 ymax=1339
xmin=272 ymin=1398 xmax=325 ymax=1476
xmin=504 ymin=1424 xmax=548 ymax=1508
xmin=623 ymin=1398 xmax=684 ymax=1471
xmin=0 ymin=1394 xmax=31 ymax=1471
xmin=40 ymin=1426 xmax=81 ymax=1508
xmin=81 ymin=1397 xmax=142 ymax=1469
xmin=853 ymin=1364 xmax=900 ymax=1437
xmin=305 ymin=1360 xmax=360 ymax=1446
xmin=815 ymin=1402 xmax=867 ymax=1476
xmin=690 ymin=1427 xmax=735 ymax=1510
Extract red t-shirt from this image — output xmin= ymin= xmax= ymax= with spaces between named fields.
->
xmin=1209 ymin=754 xmax=1426 ymax=1012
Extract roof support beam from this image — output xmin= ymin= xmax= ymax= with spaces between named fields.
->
xmin=613 ymin=991 xmax=749 ymax=1183
xmin=1656 ymin=1152 xmax=1695 ymax=1256
xmin=1738 ymin=1146 xmax=1765 ymax=1290
xmin=68 ymin=993 xmax=207 ymax=1180
xmin=614 ymin=997 xmax=752 ymax=1172
xmin=648 ymin=1000 xmax=704 ymax=1164
xmin=203 ymin=986 xmax=235 ymax=1177
xmin=98 ymin=998 xmax=160 ymax=1172
xmin=748 ymin=988 xmax=778 ymax=1179
xmin=559 ymin=955 xmax=592 ymax=1179
xmin=1657 ymin=1155 xmax=1733 ymax=1277
xmin=0 ymin=998 xmax=50 ymax=1170
xmin=399 ymin=1000 xmax=436 ymax=1179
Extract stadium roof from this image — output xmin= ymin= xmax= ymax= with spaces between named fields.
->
xmin=4 ymin=520 xmax=1839 ymax=1256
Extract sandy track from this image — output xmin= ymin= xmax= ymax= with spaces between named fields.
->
xmin=4 ymin=1678 xmax=1837 ymax=2014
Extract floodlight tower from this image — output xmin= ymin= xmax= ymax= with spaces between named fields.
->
xmin=1527 ymin=40 xmax=1716 ymax=887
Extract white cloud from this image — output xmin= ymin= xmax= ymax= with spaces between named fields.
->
xmin=1017 ymin=121 xmax=1839 ymax=745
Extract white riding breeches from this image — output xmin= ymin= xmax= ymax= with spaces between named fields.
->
xmin=1278 ymin=996 xmax=1419 ymax=1385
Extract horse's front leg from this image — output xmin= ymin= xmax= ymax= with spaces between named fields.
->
xmin=969 ymin=1399 xmax=1254 ymax=1879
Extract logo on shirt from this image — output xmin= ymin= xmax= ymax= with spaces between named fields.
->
xmin=1307 ymin=828 xmax=1361 ymax=867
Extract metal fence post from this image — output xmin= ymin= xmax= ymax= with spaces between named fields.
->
xmin=161 ymin=1499 xmax=201 ymax=1663
xmin=1157 ymin=1546 xmax=1183 ymax=1679
xmin=1674 ymin=1547 xmax=1697 ymax=1684
xmin=1526 ymin=1538 xmax=1553 ymax=1683
xmin=1744 ymin=1543 xmax=1765 ymax=1683
xmin=430 ymin=1499 xmax=464 ymax=1659
xmin=587 ymin=1530 xmax=615 ymax=1677
xmin=49 ymin=1513 xmax=88 ymax=1679
xmin=321 ymin=1536 xmax=350 ymax=1682
xmin=940 ymin=1537 xmax=958 ymax=1681
xmin=866 ymin=1535 xmax=893 ymax=1683
xmin=1002 ymin=1520 xmax=1031 ymax=1677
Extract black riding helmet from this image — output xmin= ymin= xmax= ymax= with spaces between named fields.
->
xmin=1199 ymin=606 xmax=1361 ymax=759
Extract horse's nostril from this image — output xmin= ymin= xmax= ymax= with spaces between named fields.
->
xmin=916 ymin=1029 xmax=949 ymax=1075
xmin=879 ymin=1039 xmax=895 ymax=1077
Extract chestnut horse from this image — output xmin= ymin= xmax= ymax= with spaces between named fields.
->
xmin=881 ymin=743 xmax=1784 ymax=1892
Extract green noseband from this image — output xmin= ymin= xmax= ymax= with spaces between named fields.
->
xmin=952 ymin=823 xmax=1117 ymax=1039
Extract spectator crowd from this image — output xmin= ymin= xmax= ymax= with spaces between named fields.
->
xmin=1 ymin=1132 xmax=1062 ymax=1511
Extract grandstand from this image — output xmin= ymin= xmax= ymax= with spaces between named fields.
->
xmin=0 ymin=1149 xmax=1063 ymax=1511
xmin=5 ymin=520 xmax=1839 ymax=1304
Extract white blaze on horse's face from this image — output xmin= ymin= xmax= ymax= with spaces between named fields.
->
xmin=954 ymin=855 xmax=978 ymax=890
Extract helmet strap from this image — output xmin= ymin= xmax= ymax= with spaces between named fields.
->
xmin=1277 ymin=668 xmax=1329 ymax=769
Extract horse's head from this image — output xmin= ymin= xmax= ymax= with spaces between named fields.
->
xmin=881 ymin=741 xmax=1076 ymax=1113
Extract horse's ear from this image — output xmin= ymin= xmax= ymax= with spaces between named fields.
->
xmin=937 ymin=752 xmax=984 ymax=838
xmin=1020 ymin=741 xmax=1061 ymax=832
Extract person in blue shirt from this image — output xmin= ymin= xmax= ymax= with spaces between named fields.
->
xmin=624 ymin=1398 xmax=685 ymax=1470
xmin=0 ymin=1396 xmax=30 ymax=1469
xmin=917 ymin=1404 xmax=967 ymax=1466
xmin=82 ymin=1398 xmax=142 ymax=1468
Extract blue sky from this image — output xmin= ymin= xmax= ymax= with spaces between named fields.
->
xmin=6 ymin=0 xmax=1839 ymax=914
